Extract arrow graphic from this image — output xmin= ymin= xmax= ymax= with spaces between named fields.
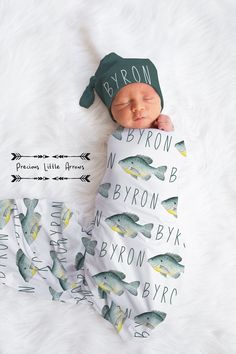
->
xmin=52 ymin=175 xmax=90 ymax=182
xmin=52 ymin=153 xmax=90 ymax=160
xmin=11 ymin=175 xmax=50 ymax=182
xmin=11 ymin=153 xmax=50 ymax=161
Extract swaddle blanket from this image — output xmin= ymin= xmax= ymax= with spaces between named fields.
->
xmin=0 ymin=198 xmax=93 ymax=304
xmin=0 ymin=125 xmax=187 ymax=341
xmin=84 ymin=125 xmax=187 ymax=340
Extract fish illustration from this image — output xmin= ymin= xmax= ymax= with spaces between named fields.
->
xmin=75 ymin=237 xmax=97 ymax=271
xmin=98 ymin=183 xmax=111 ymax=198
xmin=112 ymin=126 xmax=124 ymax=140
xmin=49 ymin=286 xmax=63 ymax=301
xmin=82 ymin=237 xmax=97 ymax=255
xmin=75 ymin=251 xmax=85 ymax=271
xmin=161 ymin=197 xmax=178 ymax=218
xmin=134 ymin=311 xmax=167 ymax=329
xmin=19 ymin=198 xmax=42 ymax=245
xmin=59 ymin=278 xmax=78 ymax=291
xmin=0 ymin=199 xmax=14 ymax=230
xmin=102 ymin=301 xmax=127 ymax=333
xmin=92 ymin=270 xmax=140 ymax=297
xmin=105 ymin=212 xmax=153 ymax=239
xmin=16 ymin=249 xmax=39 ymax=282
xmin=98 ymin=286 xmax=107 ymax=300
xmin=49 ymin=251 xmax=77 ymax=290
xmin=61 ymin=205 xmax=73 ymax=229
xmin=175 ymin=141 xmax=187 ymax=157
xmin=148 ymin=253 xmax=185 ymax=278
xmin=118 ymin=155 xmax=167 ymax=181
xmin=49 ymin=250 xmax=67 ymax=280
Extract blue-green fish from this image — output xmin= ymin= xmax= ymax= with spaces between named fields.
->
xmin=148 ymin=253 xmax=185 ymax=278
xmin=49 ymin=250 xmax=67 ymax=280
xmin=161 ymin=197 xmax=178 ymax=218
xmin=105 ymin=212 xmax=153 ymax=239
xmin=118 ymin=155 xmax=167 ymax=181
xmin=98 ymin=183 xmax=111 ymax=198
xmin=175 ymin=141 xmax=187 ymax=157
xmin=92 ymin=270 xmax=140 ymax=296
xmin=19 ymin=198 xmax=41 ymax=245
xmin=49 ymin=251 xmax=77 ymax=290
xmin=0 ymin=199 xmax=14 ymax=230
xmin=102 ymin=301 xmax=127 ymax=333
xmin=16 ymin=249 xmax=39 ymax=282
xmin=112 ymin=126 xmax=124 ymax=141
xmin=49 ymin=286 xmax=63 ymax=301
xmin=75 ymin=251 xmax=85 ymax=271
xmin=74 ymin=237 xmax=97 ymax=271
xmin=61 ymin=205 xmax=73 ymax=229
xmin=58 ymin=278 xmax=78 ymax=291
xmin=82 ymin=237 xmax=97 ymax=255
xmin=134 ymin=311 xmax=166 ymax=329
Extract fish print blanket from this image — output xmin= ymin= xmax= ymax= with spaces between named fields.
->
xmin=0 ymin=198 xmax=94 ymax=304
xmin=0 ymin=125 xmax=187 ymax=341
xmin=84 ymin=125 xmax=187 ymax=340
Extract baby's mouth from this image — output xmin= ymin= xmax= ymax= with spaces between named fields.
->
xmin=134 ymin=116 xmax=145 ymax=121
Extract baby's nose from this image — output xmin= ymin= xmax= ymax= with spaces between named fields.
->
xmin=131 ymin=102 xmax=144 ymax=113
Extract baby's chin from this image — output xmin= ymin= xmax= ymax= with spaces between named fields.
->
xmin=128 ymin=117 xmax=157 ymax=129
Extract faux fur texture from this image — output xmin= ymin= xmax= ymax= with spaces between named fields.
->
xmin=0 ymin=0 xmax=235 ymax=353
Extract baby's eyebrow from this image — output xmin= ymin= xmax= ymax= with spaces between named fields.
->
xmin=113 ymin=91 xmax=156 ymax=106
xmin=113 ymin=99 xmax=130 ymax=105
xmin=142 ymin=92 xmax=156 ymax=96
xmin=113 ymin=102 xmax=128 ymax=106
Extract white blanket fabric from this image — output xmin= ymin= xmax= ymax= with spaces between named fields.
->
xmin=85 ymin=126 xmax=187 ymax=340
xmin=0 ymin=1 xmax=235 ymax=353
xmin=0 ymin=126 xmax=187 ymax=341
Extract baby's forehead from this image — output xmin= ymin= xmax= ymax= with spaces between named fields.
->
xmin=114 ymin=83 xmax=157 ymax=99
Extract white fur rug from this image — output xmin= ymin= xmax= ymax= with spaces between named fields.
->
xmin=0 ymin=0 xmax=235 ymax=353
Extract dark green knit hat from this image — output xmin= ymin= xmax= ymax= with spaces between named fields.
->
xmin=79 ymin=52 xmax=164 ymax=117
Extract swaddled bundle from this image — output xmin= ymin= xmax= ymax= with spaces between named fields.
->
xmin=0 ymin=125 xmax=187 ymax=341
xmin=84 ymin=125 xmax=187 ymax=340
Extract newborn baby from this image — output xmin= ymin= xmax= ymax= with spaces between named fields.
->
xmin=110 ymin=81 xmax=173 ymax=131
xmin=79 ymin=52 xmax=187 ymax=340
xmin=0 ymin=52 xmax=186 ymax=342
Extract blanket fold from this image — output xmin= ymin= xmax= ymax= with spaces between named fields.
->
xmin=0 ymin=126 xmax=187 ymax=341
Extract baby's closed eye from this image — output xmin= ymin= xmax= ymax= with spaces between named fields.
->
xmin=143 ymin=96 xmax=154 ymax=100
xmin=114 ymin=101 xmax=130 ymax=106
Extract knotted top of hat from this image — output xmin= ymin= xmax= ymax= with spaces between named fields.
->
xmin=79 ymin=52 xmax=164 ymax=116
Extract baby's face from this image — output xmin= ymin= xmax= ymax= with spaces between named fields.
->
xmin=110 ymin=83 xmax=162 ymax=129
